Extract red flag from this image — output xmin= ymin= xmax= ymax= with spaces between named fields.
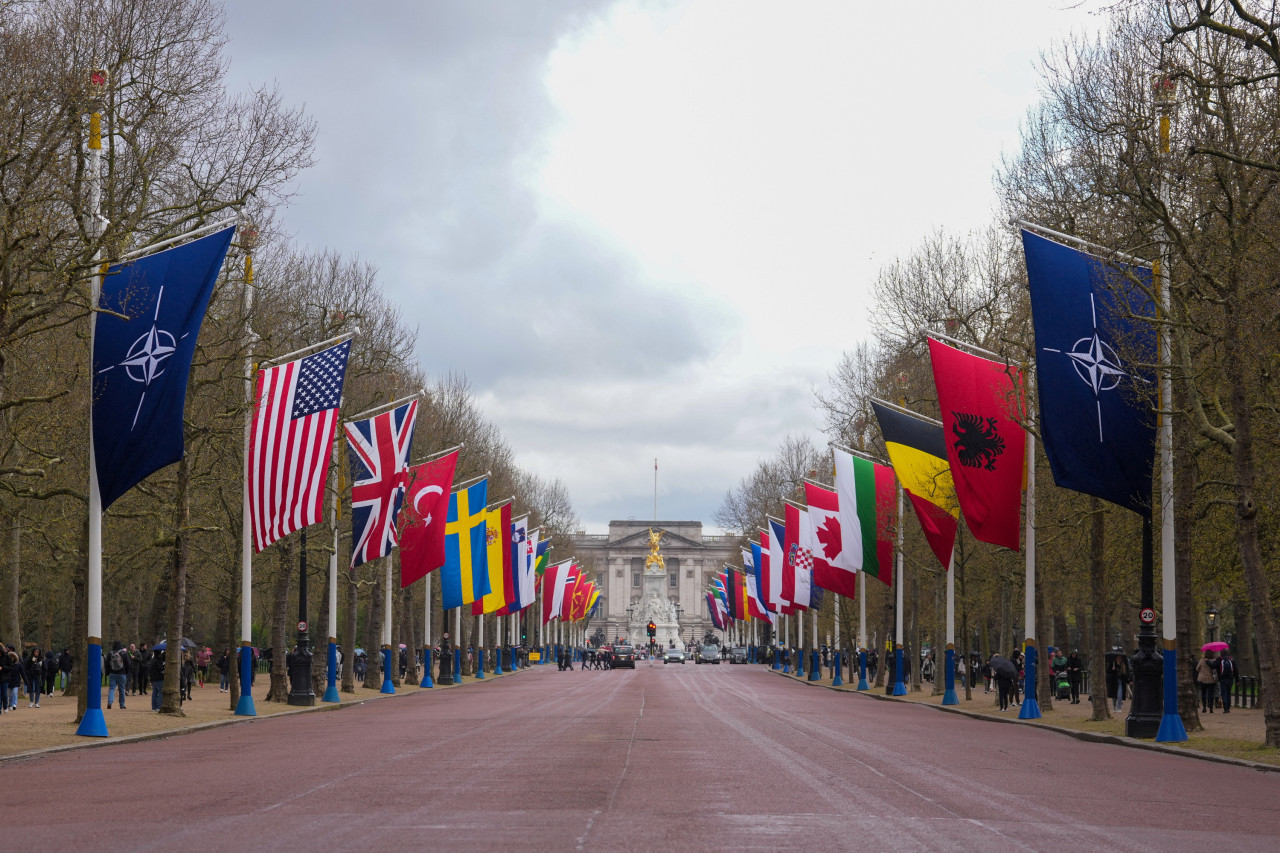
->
xmin=398 ymin=450 xmax=459 ymax=587
xmin=803 ymin=481 xmax=857 ymax=598
xmin=927 ymin=338 xmax=1026 ymax=550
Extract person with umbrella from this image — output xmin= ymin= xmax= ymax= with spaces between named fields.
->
xmin=1215 ymin=645 xmax=1236 ymax=713
xmin=990 ymin=654 xmax=1017 ymax=711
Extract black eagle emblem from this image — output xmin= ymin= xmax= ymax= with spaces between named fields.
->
xmin=951 ymin=412 xmax=1005 ymax=471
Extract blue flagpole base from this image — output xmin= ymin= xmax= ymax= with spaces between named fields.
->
xmin=322 ymin=641 xmax=340 ymax=703
xmin=380 ymin=648 xmax=395 ymax=694
xmin=857 ymin=651 xmax=869 ymax=690
xmin=420 ymin=649 xmax=434 ymax=688
xmin=235 ymin=645 xmax=256 ymax=716
xmin=477 ymin=649 xmax=486 ymax=680
xmin=892 ymin=681 xmax=908 ymax=696
xmin=322 ymin=684 xmax=341 ymax=703
xmin=76 ymin=707 xmax=108 ymax=738
xmin=808 ymin=650 xmax=820 ymax=681
xmin=892 ymin=648 xmax=907 ymax=694
xmin=783 ymin=661 xmax=791 ymax=674
xmin=942 ymin=688 xmax=959 ymax=705
xmin=1019 ymin=645 xmax=1041 ymax=718
xmin=857 ymin=676 xmax=870 ymax=691
xmin=772 ymin=652 xmax=781 ymax=671
xmin=453 ymin=649 xmax=461 ymax=682
xmin=494 ymin=648 xmax=504 ymax=675
xmin=77 ymin=641 xmax=107 ymax=737
xmin=796 ymin=651 xmax=805 ymax=678
xmin=832 ymin=652 xmax=844 ymax=687
xmin=1156 ymin=647 xmax=1187 ymax=742
xmin=942 ymin=648 xmax=958 ymax=704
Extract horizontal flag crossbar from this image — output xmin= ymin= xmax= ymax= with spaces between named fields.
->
xmin=830 ymin=442 xmax=889 ymax=467
xmin=783 ymin=498 xmax=807 ymax=511
xmin=487 ymin=497 xmax=514 ymax=511
xmin=410 ymin=443 xmax=464 ymax=467
xmin=1013 ymin=219 xmax=1149 ymax=267
xmin=920 ymin=328 xmax=1002 ymax=362
xmin=345 ymin=392 xmax=421 ymax=424
xmin=117 ymin=216 xmax=239 ymax=263
xmin=869 ymin=397 xmax=942 ymax=428
xmin=259 ymin=332 xmax=355 ymax=368
xmin=452 ymin=471 xmax=490 ymax=491
xmin=803 ymin=476 xmax=834 ymax=490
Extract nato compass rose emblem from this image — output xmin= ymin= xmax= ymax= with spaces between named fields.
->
xmin=98 ymin=285 xmax=181 ymax=430
xmin=1040 ymin=293 xmax=1138 ymax=442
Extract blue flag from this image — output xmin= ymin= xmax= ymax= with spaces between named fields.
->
xmin=1021 ymin=229 xmax=1156 ymax=515
xmin=92 ymin=227 xmax=235 ymax=509
xmin=440 ymin=479 xmax=489 ymax=610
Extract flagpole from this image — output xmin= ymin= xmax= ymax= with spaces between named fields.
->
xmin=942 ymin=546 xmax=958 ymax=705
xmin=476 ymin=612 xmax=485 ymax=680
xmin=234 ymin=224 xmax=258 ymax=718
xmin=797 ymin=609 xmax=806 ymax=678
xmin=77 ymin=74 xmax=108 ymax=737
xmin=857 ymin=570 xmax=869 ymax=690
xmin=1013 ymin=219 xmax=1149 ymax=267
xmin=453 ymin=607 xmax=461 ymax=682
xmin=322 ymin=459 xmax=341 ymax=703
xmin=1019 ymin=428 xmax=1042 ymax=719
xmin=380 ymin=556 xmax=394 ymax=694
xmin=1154 ymin=77 xmax=1186 ymax=742
xmin=420 ymin=573 xmax=434 ymax=687
xmin=893 ymin=482 xmax=907 ymax=696
xmin=115 ymin=216 xmax=238 ymax=263
xmin=809 ymin=600 xmax=819 ymax=682
xmin=258 ymin=332 xmax=355 ymax=369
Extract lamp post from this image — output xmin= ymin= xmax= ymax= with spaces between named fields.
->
xmin=287 ymin=529 xmax=316 ymax=705
xmin=1205 ymin=605 xmax=1218 ymax=643
xmin=437 ymin=631 xmax=453 ymax=686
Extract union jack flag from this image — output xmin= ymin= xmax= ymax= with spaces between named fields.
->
xmin=345 ymin=399 xmax=418 ymax=569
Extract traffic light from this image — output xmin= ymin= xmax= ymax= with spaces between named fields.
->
xmin=647 ymin=621 xmax=657 ymax=639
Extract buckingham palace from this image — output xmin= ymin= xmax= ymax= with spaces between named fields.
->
xmin=569 ymin=520 xmax=741 ymax=648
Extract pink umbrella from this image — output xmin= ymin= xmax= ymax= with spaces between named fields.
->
xmin=1201 ymin=641 xmax=1229 ymax=653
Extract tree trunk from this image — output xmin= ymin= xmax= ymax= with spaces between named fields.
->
xmin=1222 ymin=315 xmax=1280 ymax=747
xmin=342 ymin=567 xmax=358 ymax=693
xmin=1088 ymin=497 xmax=1112 ymax=722
xmin=363 ymin=565 xmax=381 ymax=690
xmin=311 ymin=558 xmax=330 ymax=698
xmin=3 ymin=523 xmax=20 ymax=651
xmin=1036 ymin=574 xmax=1052 ymax=711
xmin=264 ymin=537 xmax=293 ymax=702
xmin=227 ymin=590 xmax=240 ymax=712
xmin=402 ymin=584 xmax=419 ymax=685
xmin=160 ymin=454 xmax=191 ymax=716
xmin=1234 ymin=599 xmax=1257 ymax=678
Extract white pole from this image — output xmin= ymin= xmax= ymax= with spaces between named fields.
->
xmin=1159 ymin=252 xmax=1175 ymax=644
xmin=78 ymin=99 xmax=108 ymax=737
xmin=424 ymin=573 xmax=432 ymax=646
xmin=383 ymin=557 xmax=393 ymax=647
xmin=895 ymin=483 xmax=905 ymax=649
xmin=235 ymin=222 xmax=257 ymax=717
xmin=1025 ymin=431 xmax=1036 ymax=647
xmin=858 ymin=570 xmax=866 ymax=649
xmin=946 ymin=550 xmax=955 ymax=646
xmin=811 ymin=601 xmax=818 ymax=650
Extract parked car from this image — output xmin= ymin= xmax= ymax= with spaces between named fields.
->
xmin=612 ymin=645 xmax=636 ymax=669
xmin=729 ymin=646 xmax=748 ymax=664
xmin=697 ymin=643 xmax=721 ymax=664
xmin=663 ymin=648 xmax=686 ymax=665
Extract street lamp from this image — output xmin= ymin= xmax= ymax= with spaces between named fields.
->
xmin=1205 ymin=605 xmax=1219 ymax=643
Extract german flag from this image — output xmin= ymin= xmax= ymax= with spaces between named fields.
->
xmin=871 ymin=400 xmax=959 ymax=570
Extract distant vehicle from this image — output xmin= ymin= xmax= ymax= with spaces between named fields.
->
xmin=663 ymin=648 xmax=686 ymax=665
xmin=697 ymin=643 xmax=721 ymax=665
xmin=729 ymin=646 xmax=748 ymax=664
xmin=612 ymin=645 xmax=636 ymax=669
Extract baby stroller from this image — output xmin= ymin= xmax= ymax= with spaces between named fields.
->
xmin=1054 ymin=669 xmax=1071 ymax=700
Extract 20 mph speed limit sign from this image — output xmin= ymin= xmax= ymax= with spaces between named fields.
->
xmin=1139 ymin=608 xmax=1155 ymax=624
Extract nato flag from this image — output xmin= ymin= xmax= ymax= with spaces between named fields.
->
xmin=1021 ymin=229 xmax=1156 ymax=516
xmin=92 ymin=226 xmax=235 ymax=509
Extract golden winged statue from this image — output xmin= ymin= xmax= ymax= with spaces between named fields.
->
xmin=644 ymin=527 xmax=665 ymax=571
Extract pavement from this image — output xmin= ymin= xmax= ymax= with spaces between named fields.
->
xmin=3 ymin=659 xmax=1280 ymax=851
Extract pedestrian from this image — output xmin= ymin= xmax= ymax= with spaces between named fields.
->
xmin=105 ymin=640 xmax=129 ymax=709
xmin=982 ymin=659 xmax=993 ymax=693
xmin=197 ymin=646 xmax=212 ymax=687
xmin=1218 ymin=650 xmax=1236 ymax=713
xmin=216 ymin=648 xmax=232 ymax=692
xmin=134 ymin=643 xmax=151 ymax=695
xmin=3 ymin=648 xmax=20 ymax=711
xmin=149 ymin=649 xmax=165 ymax=711
xmin=58 ymin=647 xmax=73 ymax=691
xmin=25 ymin=648 xmax=44 ymax=708
xmin=992 ymin=654 xmax=1014 ymax=711
xmin=1106 ymin=650 xmax=1129 ymax=712
xmin=955 ymin=655 xmax=967 ymax=690
xmin=42 ymin=647 xmax=58 ymax=696
xmin=1196 ymin=651 xmax=1219 ymax=714
xmin=180 ymin=650 xmax=195 ymax=702
xmin=1066 ymin=650 xmax=1082 ymax=704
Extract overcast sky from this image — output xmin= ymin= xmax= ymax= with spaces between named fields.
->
xmin=220 ymin=0 xmax=1104 ymax=533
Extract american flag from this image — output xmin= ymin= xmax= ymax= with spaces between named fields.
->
xmin=248 ymin=340 xmax=351 ymax=553
xmin=345 ymin=399 xmax=418 ymax=569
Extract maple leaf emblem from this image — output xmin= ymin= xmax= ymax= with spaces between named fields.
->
xmin=816 ymin=516 xmax=842 ymax=560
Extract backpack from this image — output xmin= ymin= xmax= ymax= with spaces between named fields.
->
xmin=109 ymin=649 xmax=126 ymax=673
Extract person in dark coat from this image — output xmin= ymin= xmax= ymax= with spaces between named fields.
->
xmin=58 ymin=648 xmax=73 ymax=691
xmin=1065 ymin=651 xmax=1083 ymax=704
xmin=149 ymin=649 xmax=166 ymax=711
xmin=25 ymin=648 xmax=44 ymax=708
xmin=1218 ymin=650 xmax=1237 ymax=713
xmin=134 ymin=644 xmax=152 ymax=696
xmin=0 ymin=647 xmax=18 ymax=711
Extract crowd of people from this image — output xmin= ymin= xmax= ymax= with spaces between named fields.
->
xmin=0 ymin=643 xmax=72 ymax=711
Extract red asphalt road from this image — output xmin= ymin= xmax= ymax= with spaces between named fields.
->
xmin=4 ymin=662 xmax=1280 ymax=851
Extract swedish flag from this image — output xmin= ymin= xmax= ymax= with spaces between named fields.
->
xmin=441 ymin=479 xmax=489 ymax=609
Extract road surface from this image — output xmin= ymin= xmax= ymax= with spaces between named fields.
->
xmin=4 ymin=661 xmax=1279 ymax=851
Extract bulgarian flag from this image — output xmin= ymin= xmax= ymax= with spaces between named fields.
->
xmin=834 ymin=448 xmax=897 ymax=586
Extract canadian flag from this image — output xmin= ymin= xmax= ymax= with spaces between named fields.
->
xmin=804 ymin=481 xmax=857 ymax=598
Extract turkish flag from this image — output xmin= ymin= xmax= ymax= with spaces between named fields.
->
xmin=398 ymin=450 xmax=459 ymax=587
xmin=927 ymin=338 xmax=1026 ymax=551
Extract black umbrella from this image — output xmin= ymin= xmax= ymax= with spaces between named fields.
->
xmin=153 ymin=637 xmax=197 ymax=651
xmin=989 ymin=654 xmax=1018 ymax=680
